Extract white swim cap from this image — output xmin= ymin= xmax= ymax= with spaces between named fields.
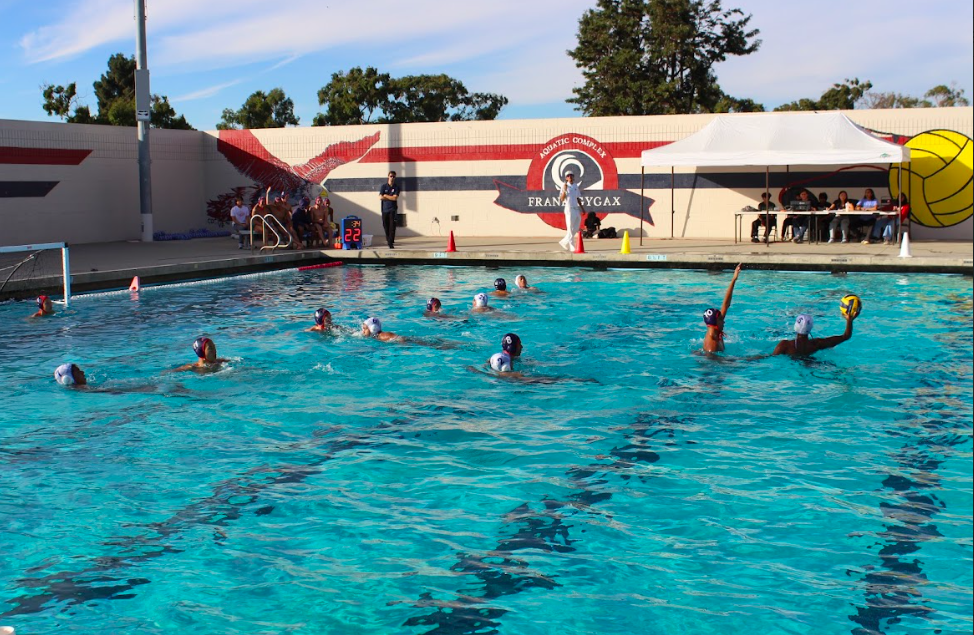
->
xmin=474 ymin=293 xmax=489 ymax=308
xmin=54 ymin=363 xmax=76 ymax=386
xmin=489 ymin=351 xmax=512 ymax=372
xmin=364 ymin=317 xmax=382 ymax=335
xmin=515 ymin=275 xmax=526 ymax=286
xmin=794 ymin=314 xmax=814 ymax=335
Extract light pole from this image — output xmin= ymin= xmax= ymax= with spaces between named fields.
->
xmin=134 ymin=0 xmax=153 ymax=242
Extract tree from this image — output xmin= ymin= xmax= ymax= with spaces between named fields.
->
xmin=217 ymin=88 xmax=299 ymax=130
xmin=567 ymin=0 xmax=761 ymax=116
xmin=313 ymin=67 xmax=508 ymax=125
xmin=924 ymin=83 xmax=969 ymax=107
xmin=41 ymin=83 xmax=79 ymax=120
xmin=775 ymin=78 xmax=872 ymax=111
xmin=861 ymin=91 xmax=926 ymax=109
xmin=385 ymin=74 xmax=509 ymax=123
xmin=713 ymin=94 xmax=764 ymax=113
xmin=313 ymin=67 xmax=391 ymax=126
xmin=39 ymin=52 xmax=193 ymax=129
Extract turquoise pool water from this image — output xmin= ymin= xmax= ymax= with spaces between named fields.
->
xmin=0 ymin=266 xmax=971 ymax=635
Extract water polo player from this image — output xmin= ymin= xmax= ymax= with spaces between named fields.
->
xmin=703 ymin=263 xmax=742 ymax=353
xmin=53 ymin=363 xmax=86 ymax=387
xmin=772 ymin=311 xmax=856 ymax=357
xmin=174 ymin=337 xmax=229 ymax=372
xmin=32 ymin=295 xmax=55 ymax=318
xmin=491 ymin=278 xmax=510 ymax=297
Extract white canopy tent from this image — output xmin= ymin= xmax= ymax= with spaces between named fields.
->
xmin=637 ymin=112 xmax=911 ymax=242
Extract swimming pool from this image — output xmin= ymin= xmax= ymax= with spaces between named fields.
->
xmin=1 ymin=265 xmax=971 ymax=635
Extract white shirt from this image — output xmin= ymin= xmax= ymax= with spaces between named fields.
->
xmin=563 ymin=183 xmax=582 ymax=212
xmin=230 ymin=204 xmax=250 ymax=224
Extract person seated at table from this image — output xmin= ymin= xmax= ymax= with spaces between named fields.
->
xmin=871 ymin=193 xmax=903 ymax=245
xmin=582 ymin=211 xmax=601 ymax=239
xmin=854 ymin=188 xmax=880 ymax=244
xmin=826 ymin=190 xmax=856 ymax=243
xmin=789 ymin=190 xmax=819 ymax=244
xmin=750 ymin=192 xmax=777 ymax=242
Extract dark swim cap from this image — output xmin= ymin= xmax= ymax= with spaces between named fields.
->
xmin=703 ymin=308 xmax=721 ymax=326
xmin=501 ymin=333 xmax=521 ymax=354
xmin=426 ymin=297 xmax=441 ymax=311
xmin=36 ymin=295 xmax=50 ymax=309
xmin=314 ymin=308 xmax=331 ymax=326
xmin=494 ymin=278 xmax=507 ymax=291
xmin=193 ymin=336 xmax=213 ymax=359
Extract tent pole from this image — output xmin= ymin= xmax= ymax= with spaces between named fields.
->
xmin=898 ymin=160 xmax=904 ymax=241
xmin=764 ymin=166 xmax=770 ymax=247
xmin=670 ymin=167 xmax=675 ymax=239
xmin=640 ymin=167 xmax=645 ymax=246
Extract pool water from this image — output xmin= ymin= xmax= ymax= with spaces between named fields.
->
xmin=0 ymin=265 xmax=971 ymax=635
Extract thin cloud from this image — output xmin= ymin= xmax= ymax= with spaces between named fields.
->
xmin=171 ymin=79 xmax=243 ymax=102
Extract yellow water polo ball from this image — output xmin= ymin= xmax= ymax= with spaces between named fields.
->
xmin=840 ymin=294 xmax=862 ymax=319
xmin=889 ymin=130 xmax=973 ymax=228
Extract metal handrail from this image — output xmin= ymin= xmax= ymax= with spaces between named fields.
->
xmin=249 ymin=213 xmax=292 ymax=252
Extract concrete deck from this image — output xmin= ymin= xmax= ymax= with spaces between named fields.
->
xmin=2 ymin=234 xmax=971 ymax=301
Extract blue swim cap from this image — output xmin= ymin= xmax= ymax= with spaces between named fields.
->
xmin=494 ymin=278 xmax=507 ymax=291
xmin=314 ymin=308 xmax=331 ymax=326
xmin=193 ymin=336 xmax=213 ymax=359
xmin=426 ymin=297 xmax=441 ymax=311
xmin=501 ymin=333 xmax=521 ymax=355
xmin=703 ymin=308 xmax=721 ymax=326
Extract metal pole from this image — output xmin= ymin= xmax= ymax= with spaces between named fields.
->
xmin=639 ymin=167 xmax=645 ymax=246
xmin=764 ymin=166 xmax=770 ymax=247
xmin=670 ymin=167 xmax=675 ymax=239
xmin=135 ymin=0 xmax=153 ymax=242
xmin=61 ymin=244 xmax=71 ymax=307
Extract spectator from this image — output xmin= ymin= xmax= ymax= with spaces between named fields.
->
xmin=751 ymin=192 xmax=777 ymax=242
xmin=582 ymin=211 xmax=601 ymax=239
xmin=229 ymin=197 xmax=251 ymax=249
xmin=291 ymin=197 xmax=313 ymax=249
xmin=826 ymin=190 xmax=855 ymax=243
xmin=311 ymin=197 xmax=335 ymax=247
xmin=854 ymin=188 xmax=879 ymax=244
xmin=267 ymin=188 xmax=300 ymax=249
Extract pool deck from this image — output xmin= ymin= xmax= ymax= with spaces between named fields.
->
xmin=2 ymin=234 xmax=971 ymax=300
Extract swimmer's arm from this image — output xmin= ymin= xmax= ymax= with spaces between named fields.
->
xmin=771 ymin=340 xmax=791 ymax=356
xmin=168 ymin=363 xmax=196 ymax=373
xmin=809 ymin=314 xmax=854 ymax=353
xmin=720 ymin=263 xmax=742 ymax=318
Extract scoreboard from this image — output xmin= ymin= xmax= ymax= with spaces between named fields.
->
xmin=341 ymin=216 xmax=363 ymax=250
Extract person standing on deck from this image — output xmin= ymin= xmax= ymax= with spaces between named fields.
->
xmin=558 ymin=172 xmax=586 ymax=252
xmin=379 ymin=171 xmax=401 ymax=249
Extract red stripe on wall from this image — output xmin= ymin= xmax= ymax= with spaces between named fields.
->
xmin=359 ymin=140 xmax=669 ymax=163
xmin=0 ymin=147 xmax=92 ymax=165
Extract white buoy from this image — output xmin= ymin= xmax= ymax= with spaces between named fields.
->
xmin=898 ymin=232 xmax=913 ymax=258
xmin=1 ymin=625 xmax=17 ymax=635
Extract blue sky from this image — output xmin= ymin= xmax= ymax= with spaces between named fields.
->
xmin=1 ymin=0 xmax=971 ymax=130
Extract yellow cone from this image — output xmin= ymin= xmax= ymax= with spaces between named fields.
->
xmin=620 ymin=230 xmax=631 ymax=254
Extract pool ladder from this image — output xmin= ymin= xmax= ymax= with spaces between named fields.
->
xmin=249 ymin=214 xmax=292 ymax=252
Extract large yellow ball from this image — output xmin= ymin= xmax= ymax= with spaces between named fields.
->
xmin=840 ymin=294 xmax=862 ymax=319
xmin=889 ymin=130 xmax=973 ymax=228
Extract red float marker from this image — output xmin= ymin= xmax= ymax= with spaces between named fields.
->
xmin=297 ymin=261 xmax=344 ymax=271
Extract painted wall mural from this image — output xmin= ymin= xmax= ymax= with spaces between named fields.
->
xmin=888 ymin=130 xmax=973 ymax=228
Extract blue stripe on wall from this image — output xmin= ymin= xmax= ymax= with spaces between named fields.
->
xmin=0 ymin=181 xmax=59 ymax=198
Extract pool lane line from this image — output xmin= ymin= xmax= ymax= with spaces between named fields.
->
xmin=0 ymin=405 xmax=455 ymax=619
xmin=848 ymin=374 xmax=971 ymax=635
xmin=402 ymin=413 xmax=679 ymax=634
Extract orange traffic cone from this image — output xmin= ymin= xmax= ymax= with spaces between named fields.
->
xmin=574 ymin=232 xmax=585 ymax=254
xmin=129 ymin=276 xmax=140 ymax=292
xmin=446 ymin=231 xmax=457 ymax=252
